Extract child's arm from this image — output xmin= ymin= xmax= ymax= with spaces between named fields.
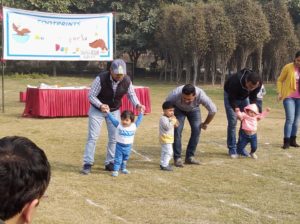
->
xmin=170 ymin=116 xmax=179 ymax=128
xmin=160 ymin=116 xmax=173 ymax=131
xmin=235 ymin=108 xmax=245 ymax=120
xmin=107 ymin=113 xmax=119 ymax=127
xmin=257 ymin=107 xmax=270 ymax=120
xmin=135 ymin=111 xmax=144 ymax=127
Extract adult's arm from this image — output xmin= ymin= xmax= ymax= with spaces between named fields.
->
xmin=89 ymin=76 xmax=103 ymax=109
xmin=249 ymin=85 xmax=261 ymax=104
xmin=127 ymin=82 xmax=143 ymax=109
xmin=201 ymin=113 xmax=216 ymax=130
xmin=276 ymin=64 xmax=289 ymax=100
xmin=198 ymin=89 xmax=217 ymax=129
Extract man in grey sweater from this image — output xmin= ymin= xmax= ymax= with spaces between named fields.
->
xmin=166 ymin=84 xmax=217 ymax=167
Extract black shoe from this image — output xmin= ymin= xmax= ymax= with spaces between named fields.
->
xmin=160 ymin=165 xmax=173 ymax=171
xmin=80 ymin=164 xmax=92 ymax=175
xmin=290 ymin=136 xmax=300 ymax=147
xmin=105 ymin=162 xmax=114 ymax=171
xmin=185 ymin=156 xmax=201 ymax=165
xmin=282 ymin=137 xmax=290 ymax=149
xmin=174 ymin=158 xmax=184 ymax=167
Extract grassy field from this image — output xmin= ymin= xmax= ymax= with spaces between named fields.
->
xmin=0 ymin=75 xmax=299 ymax=224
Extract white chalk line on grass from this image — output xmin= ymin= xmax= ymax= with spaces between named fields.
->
xmin=131 ymin=148 xmax=152 ymax=161
xmin=285 ymin=152 xmax=293 ymax=158
xmin=86 ymin=199 xmax=102 ymax=208
xmin=70 ymin=190 xmax=131 ymax=224
xmin=218 ymin=199 xmax=275 ymax=219
xmin=85 ymin=198 xmax=131 ymax=224
xmin=243 ymin=170 xmax=298 ymax=188
xmin=206 ymin=160 xmax=224 ymax=165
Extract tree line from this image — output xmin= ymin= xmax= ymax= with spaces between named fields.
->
xmin=2 ymin=0 xmax=300 ymax=85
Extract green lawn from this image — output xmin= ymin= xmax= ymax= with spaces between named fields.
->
xmin=0 ymin=76 xmax=299 ymax=224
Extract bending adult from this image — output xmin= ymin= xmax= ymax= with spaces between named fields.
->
xmin=277 ymin=51 xmax=300 ymax=149
xmin=81 ymin=59 xmax=145 ymax=174
xmin=224 ymin=68 xmax=262 ymax=158
xmin=166 ymin=84 xmax=217 ymax=167
xmin=0 ymin=136 xmax=51 ymax=224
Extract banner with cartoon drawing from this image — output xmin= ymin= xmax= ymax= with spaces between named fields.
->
xmin=3 ymin=7 xmax=113 ymax=61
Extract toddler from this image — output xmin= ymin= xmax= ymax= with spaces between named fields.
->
xmin=159 ymin=101 xmax=179 ymax=171
xmin=105 ymin=109 xmax=143 ymax=177
xmin=235 ymin=104 xmax=270 ymax=159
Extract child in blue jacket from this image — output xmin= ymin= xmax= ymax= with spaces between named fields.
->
xmin=105 ymin=109 xmax=143 ymax=177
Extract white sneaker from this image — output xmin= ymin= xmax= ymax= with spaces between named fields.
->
xmin=250 ymin=153 xmax=258 ymax=159
xmin=121 ymin=169 xmax=130 ymax=174
xmin=112 ymin=171 xmax=119 ymax=177
xmin=230 ymin=154 xmax=238 ymax=159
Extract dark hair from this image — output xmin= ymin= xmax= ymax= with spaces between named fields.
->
xmin=295 ymin=51 xmax=300 ymax=59
xmin=162 ymin=101 xmax=174 ymax=110
xmin=244 ymin=69 xmax=261 ymax=84
xmin=182 ymin=84 xmax=196 ymax=95
xmin=121 ymin=110 xmax=135 ymax=122
xmin=0 ymin=136 xmax=51 ymax=221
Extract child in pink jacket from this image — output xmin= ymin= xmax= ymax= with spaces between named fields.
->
xmin=235 ymin=104 xmax=270 ymax=159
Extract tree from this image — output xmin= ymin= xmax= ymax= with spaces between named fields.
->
xmin=203 ymin=2 xmax=236 ymax=85
xmin=183 ymin=3 xmax=208 ymax=85
xmin=262 ymin=0 xmax=299 ymax=81
xmin=155 ymin=4 xmax=187 ymax=82
xmin=224 ymin=0 xmax=270 ymax=72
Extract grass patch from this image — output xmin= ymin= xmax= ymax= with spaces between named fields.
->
xmin=0 ymin=76 xmax=299 ymax=224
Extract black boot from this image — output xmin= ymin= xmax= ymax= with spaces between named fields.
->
xmin=282 ymin=138 xmax=290 ymax=149
xmin=290 ymin=136 xmax=300 ymax=147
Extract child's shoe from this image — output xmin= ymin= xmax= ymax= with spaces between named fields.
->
xmin=112 ymin=171 xmax=119 ymax=177
xmin=121 ymin=169 xmax=130 ymax=174
xmin=250 ymin=153 xmax=258 ymax=159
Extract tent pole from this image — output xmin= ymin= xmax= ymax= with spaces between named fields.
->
xmin=1 ymin=62 xmax=4 ymax=113
xmin=113 ymin=11 xmax=116 ymax=58
xmin=1 ymin=0 xmax=4 ymax=113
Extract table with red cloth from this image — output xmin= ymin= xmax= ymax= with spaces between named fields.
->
xmin=22 ymin=86 xmax=151 ymax=118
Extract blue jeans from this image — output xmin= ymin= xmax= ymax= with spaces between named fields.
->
xmin=224 ymin=91 xmax=249 ymax=155
xmin=113 ymin=142 xmax=131 ymax=171
xmin=283 ymin=98 xmax=300 ymax=138
xmin=173 ymin=106 xmax=201 ymax=160
xmin=237 ymin=130 xmax=257 ymax=156
xmin=83 ymin=106 xmax=120 ymax=165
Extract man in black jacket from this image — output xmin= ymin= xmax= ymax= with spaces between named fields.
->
xmin=224 ymin=69 xmax=262 ymax=158
xmin=81 ymin=59 xmax=145 ymax=174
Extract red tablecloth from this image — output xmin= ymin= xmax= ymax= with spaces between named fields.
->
xmin=20 ymin=91 xmax=26 ymax=102
xmin=23 ymin=86 xmax=151 ymax=117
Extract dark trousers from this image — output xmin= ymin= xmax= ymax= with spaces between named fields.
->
xmin=237 ymin=130 xmax=257 ymax=156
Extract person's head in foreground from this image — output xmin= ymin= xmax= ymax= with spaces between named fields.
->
xmin=0 ymin=136 xmax=51 ymax=224
xmin=162 ymin=101 xmax=175 ymax=118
